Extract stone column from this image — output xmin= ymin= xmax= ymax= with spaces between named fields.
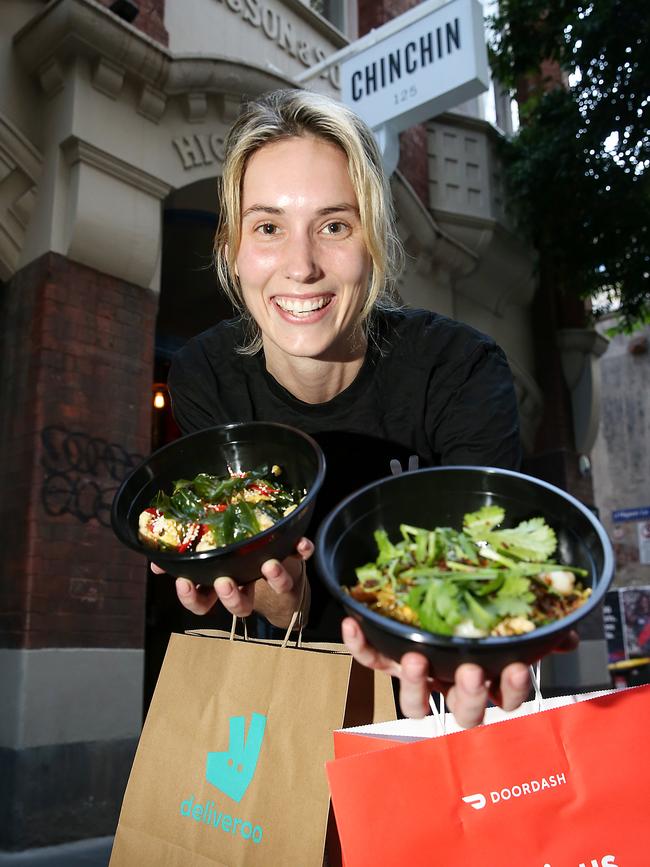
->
xmin=0 ymin=252 xmax=157 ymax=849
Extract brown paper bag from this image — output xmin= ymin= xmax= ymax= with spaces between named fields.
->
xmin=109 ymin=628 xmax=395 ymax=867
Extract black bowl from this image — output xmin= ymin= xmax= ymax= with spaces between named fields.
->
xmin=315 ymin=466 xmax=614 ymax=682
xmin=112 ymin=422 xmax=326 ymax=584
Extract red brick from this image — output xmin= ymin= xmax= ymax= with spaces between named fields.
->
xmin=0 ymin=253 xmax=156 ymax=650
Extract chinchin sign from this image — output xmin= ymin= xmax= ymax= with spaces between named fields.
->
xmin=179 ymin=712 xmax=267 ymax=845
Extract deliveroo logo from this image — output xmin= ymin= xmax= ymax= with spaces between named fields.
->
xmin=206 ymin=713 xmax=267 ymax=803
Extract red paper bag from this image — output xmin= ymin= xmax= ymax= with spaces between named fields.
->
xmin=327 ymin=685 xmax=650 ymax=867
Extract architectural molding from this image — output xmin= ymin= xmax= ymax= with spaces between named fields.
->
xmin=92 ymin=55 xmax=125 ymax=99
xmin=137 ymin=82 xmax=167 ymax=123
xmin=0 ymin=115 xmax=43 ymax=279
xmin=13 ymin=0 xmax=342 ymax=105
xmin=558 ymin=328 xmax=610 ymax=455
xmin=37 ymin=56 xmax=65 ymax=97
xmin=392 ymin=171 xmax=477 ymax=279
xmin=61 ymin=136 xmax=171 ymax=200
xmin=508 ymin=355 xmax=544 ymax=453
xmin=60 ymin=136 xmax=171 ymax=287
xmin=13 ymin=0 xmax=169 ymax=92
xmin=185 ymin=92 xmax=209 ymax=123
xmin=0 ymin=114 xmax=43 ymax=182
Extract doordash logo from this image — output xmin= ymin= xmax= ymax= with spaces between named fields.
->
xmin=462 ymin=793 xmax=487 ymax=810
xmin=462 ymin=772 xmax=568 ymax=810
xmin=207 ymin=712 xmax=267 ymax=803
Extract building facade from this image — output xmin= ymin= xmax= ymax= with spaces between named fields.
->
xmin=0 ymin=0 xmax=609 ymax=852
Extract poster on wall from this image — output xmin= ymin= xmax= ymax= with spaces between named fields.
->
xmin=604 ymin=586 xmax=650 ymax=688
xmin=604 ymin=586 xmax=650 ymax=663
xmin=611 ymin=505 xmax=650 ymax=568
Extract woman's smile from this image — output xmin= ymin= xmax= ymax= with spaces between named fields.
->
xmin=272 ymin=293 xmax=334 ymax=318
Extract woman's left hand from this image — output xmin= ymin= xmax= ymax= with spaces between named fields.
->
xmin=168 ymin=537 xmax=313 ymax=628
xmin=342 ymin=617 xmax=579 ymax=728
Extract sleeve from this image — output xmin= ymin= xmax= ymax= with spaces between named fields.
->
xmin=167 ymin=343 xmax=222 ymax=436
xmin=427 ymin=340 xmax=523 ymax=470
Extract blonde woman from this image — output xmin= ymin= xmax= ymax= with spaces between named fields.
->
xmin=161 ymin=89 xmax=563 ymax=727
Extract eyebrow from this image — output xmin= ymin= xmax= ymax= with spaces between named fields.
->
xmin=241 ymin=203 xmax=360 ymax=218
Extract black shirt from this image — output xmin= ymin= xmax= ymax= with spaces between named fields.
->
xmin=168 ymin=307 xmax=522 ymax=639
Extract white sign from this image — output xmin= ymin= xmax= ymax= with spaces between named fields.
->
xmin=340 ymin=0 xmax=489 ymax=133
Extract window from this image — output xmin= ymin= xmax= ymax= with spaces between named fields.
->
xmin=308 ymin=0 xmax=355 ymax=36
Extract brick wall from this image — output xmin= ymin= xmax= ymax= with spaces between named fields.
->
xmin=358 ymin=0 xmax=429 ymax=206
xmin=97 ymin=0 xmax=168 ymax=46
xmin=0 ymin=253 xmax=157 ymax=650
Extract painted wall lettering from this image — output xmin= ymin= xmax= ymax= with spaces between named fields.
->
xmin=212 ymin=0 xmax=340 ymax=88
xmin=172 ymin=133 xmax=226 ymax=170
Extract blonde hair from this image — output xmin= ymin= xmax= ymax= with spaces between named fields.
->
xmin=214 ymin=89 xmax=403 ymax=353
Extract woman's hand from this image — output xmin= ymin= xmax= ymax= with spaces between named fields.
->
xmin=150 ymin=537 xmax=314 ymax=628
xmin=342 ymin=617 xmax=579 ymax=728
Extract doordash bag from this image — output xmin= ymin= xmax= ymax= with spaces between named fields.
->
xmin=327 ymin=684 xmax=650 ymax=867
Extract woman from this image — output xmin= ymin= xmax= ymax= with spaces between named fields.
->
xmin=161 ymin=89 xmax=557 ymax=727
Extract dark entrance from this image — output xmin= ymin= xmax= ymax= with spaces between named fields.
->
xmin=144 ymin=178 xmax=235 ymax=715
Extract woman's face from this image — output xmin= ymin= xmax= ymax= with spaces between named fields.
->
xmin=235 ymin=135 xmax=372 ymax=362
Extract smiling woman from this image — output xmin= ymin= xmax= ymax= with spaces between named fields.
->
xmin=236 ymin=136 xmax=372 ymax=400
xmin=162 ymin=88 xmax=547 ymax=728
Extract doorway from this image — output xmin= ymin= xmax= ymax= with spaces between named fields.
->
xmin=143 ymin=178 xmax=236 ymax=716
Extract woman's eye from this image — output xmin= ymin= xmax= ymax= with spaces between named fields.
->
xmin=257 ymin=223 xmax=278 ymax=235
xmin=322 ymin=221 xmax=348 ymax=236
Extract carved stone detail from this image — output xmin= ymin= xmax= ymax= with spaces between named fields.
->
xmin=93 ymin=57 xmax=126 ymax=100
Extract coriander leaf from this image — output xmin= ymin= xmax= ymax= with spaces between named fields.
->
xmin=434 ymin=580 xmax=462 ymax=625
xmin=418 ymin=581 xmax=456 ymax=635
xmin=492 ymin=573 xmax=535 ymax=618
xmin=464 ymin=592 xmax=498 ymax=632
xmin=455 ymin=531 xmax=480 ymax=564
xmin=463 ymin=505 xmax=504 ymax=536
xmin=355 ymin=564 xmax=384 ymax=586
xmin=374 ymin=529 xmax=401 ymax=564
xmin=488 ymin=518 xmax=557 ymax=561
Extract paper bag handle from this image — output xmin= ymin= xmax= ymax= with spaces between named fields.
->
xmin=228 ymin=559 xmax=308 ymax=648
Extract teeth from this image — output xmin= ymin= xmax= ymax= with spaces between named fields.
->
xmin=275 ymin=296 xmax=331 ymax=315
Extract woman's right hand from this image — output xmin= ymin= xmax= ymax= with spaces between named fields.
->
xmin=150 ymin=536 xmax=313 ymax=627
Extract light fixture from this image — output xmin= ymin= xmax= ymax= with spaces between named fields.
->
xmin=153 ymin=384 xmax=166 ymax=410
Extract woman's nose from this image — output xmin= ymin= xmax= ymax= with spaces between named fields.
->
xmin=284 ymin=232 xmax=323 ymax=284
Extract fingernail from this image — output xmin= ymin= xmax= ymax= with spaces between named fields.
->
xmin=176 ymin=578 xmax=192 ymax=596
xmin=511 ymin=667 xmax=530 ymax=690
xmin=216 ymin=578 xmax=234 ymax=597
xmin=462 ymin=667 xmax=484 ymax=695
xmin=266 ymin=560 xmax=282 ymax=579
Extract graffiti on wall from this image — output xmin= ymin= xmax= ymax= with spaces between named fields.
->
xmin=41 ymin=426 xmax=143 ymax=527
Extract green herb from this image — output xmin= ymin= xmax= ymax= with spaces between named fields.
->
xmin=354 ymin=506 xmax=587 ymax=637
xmin=146 ymin=465 xmax=302 ymax=553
